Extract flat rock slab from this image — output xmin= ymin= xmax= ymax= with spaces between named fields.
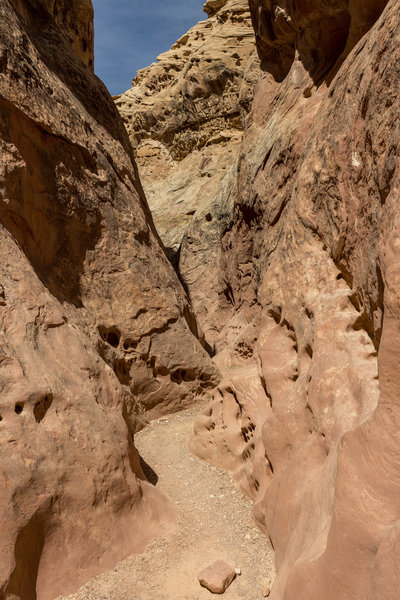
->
xmin=198 ymin=560 xmax=236 ymax=594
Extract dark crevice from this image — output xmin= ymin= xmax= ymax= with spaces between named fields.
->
xmin=268 ymin=306 xmax=282 ymax=324
xmin=98 ymin=326 xmax=121 ymax=348
xmin=280 ymin=319 xmax=295 ymax=333
xmin=269 ymin=198 xmax=288 ymax=227
xmin=170 ymin=368 xmax=197 ymax=385
xmin=5 ymin=504 xmax=48 ymax=600
xmin=34 ymin=394 xmax=53 ymax=423
xmin=350 ymin=313 xmax=376 ymax=347
xmin=113 ymin=358 xmax=132 ymax=386
xmin=335 ymin=263 xmax=354 ymax=289
xmin=223 ymin=281 xmax=235 ymax=306
xmin=139 ymin=456 xmax=159 ymax=486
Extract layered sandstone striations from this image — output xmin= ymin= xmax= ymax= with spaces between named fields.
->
xmin=191 ymin=0 xmax=400 ymax=599
xmin=115 ymin=0 xmax=258 ymax=346
xmin=0 ymin=1 xmax=218 ymax=599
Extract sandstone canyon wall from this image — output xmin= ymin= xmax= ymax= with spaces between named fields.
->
xmin=115 ymin=0 xmax=259 ymax=348
xmin=2 ymin=0 xmax=400 ymax=599
xmin=0 ymin=1 xmax=218 ymax=599
xmin=189 ymin=0 xmax=400 ymax=599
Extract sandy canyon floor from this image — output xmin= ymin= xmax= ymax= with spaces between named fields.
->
xmin=59 ymin=405 xmax=275 ymax=600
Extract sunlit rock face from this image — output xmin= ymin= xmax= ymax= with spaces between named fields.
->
xmin=0 ymin=1 xmax=218 ymax=598
xmin=191 ymin=0 xmax=400 ymax=598
xmin=115 ymin=0 xmax=259 ymax=348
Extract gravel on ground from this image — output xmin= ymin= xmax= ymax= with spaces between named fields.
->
xmin=60 ymin=404 xmax=275 ymax=600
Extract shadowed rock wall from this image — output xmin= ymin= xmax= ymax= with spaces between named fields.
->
xmin=42 ymin=0 xmax=94 ymax=68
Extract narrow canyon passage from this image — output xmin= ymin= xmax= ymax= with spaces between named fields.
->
xmin=3 ymin=1 xmax=400 ymax=599
xmin=60 ymin=405 xmax=275 ymax=600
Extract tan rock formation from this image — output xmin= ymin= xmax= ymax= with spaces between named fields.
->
xmin=191 ymin=0 xmax=400 ymax=598
xmin=115 ymin=0 xmax=258 ymax=346
xmin=0 ymin=1 xmax=218 ymax=598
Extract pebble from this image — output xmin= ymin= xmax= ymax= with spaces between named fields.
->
xmin=262 ymin=578 xmax=272 ymax=597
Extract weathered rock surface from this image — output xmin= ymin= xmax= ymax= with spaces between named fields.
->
xmin=191 ymin=0 xmax=400 ymax=599
xmin=115 ymin=0 xmax=258 ymax=346
xmin=0 ymin=1 xmax=218 ymax=598
xmin=42 ymin=0 xmax=94 ymax=68
xmin=198 ymin=559 xmax=236 ymax=594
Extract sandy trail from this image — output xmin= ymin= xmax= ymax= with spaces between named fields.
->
xmin=62 ymin=405 xmax=275 ymax=600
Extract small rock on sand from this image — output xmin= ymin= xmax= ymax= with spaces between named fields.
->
xmin=198 ymin=560 xmax=236 ymax=594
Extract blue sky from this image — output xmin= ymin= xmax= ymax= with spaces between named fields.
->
xmin=92 ymin=0 xmax=205 ymax=95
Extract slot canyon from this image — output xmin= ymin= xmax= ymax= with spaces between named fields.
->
xmin=0 ymin=0 xmax=399 ymax=599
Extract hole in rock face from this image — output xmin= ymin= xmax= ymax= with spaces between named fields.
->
xmin=15 ymin=403 xmax=23 ymax=415
xmin=269 ymin=307 xmax=282 ymax=324
xmin=0 ymin=414 xmax=2 ymax=421
xmin=200 ymin=372 xmax=211 ymax=382
xmin=170 ymin=368 xmax=197 ymax=385
xmin=106 ymin=331 xmax=119 ymax=347
xmin=205 ymin=213 xmax=213 ymax=222
xmin=123 ymin=338 xmax=137 ymax=351
xmin=281 ymin=318 xmax=295 ymax=333
xmin=305 ymin=308 xmax=314 ymax=320
xmin=34 ymin=394 xmax=53 ymax=423
xmin=242 ymin=427 xmax=250 ymax=442
xmin=156 ymin=365 xmax=169 ymax=377
xmin=242 ymin=423 xmax=256 ymax=443
xmin=170 ymin=370 xmax=182 ymax=385
xmin=98 ymin=326 xmax=121 ymax=348
xmin=305 ymin=344 xmax=313 ymax=359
